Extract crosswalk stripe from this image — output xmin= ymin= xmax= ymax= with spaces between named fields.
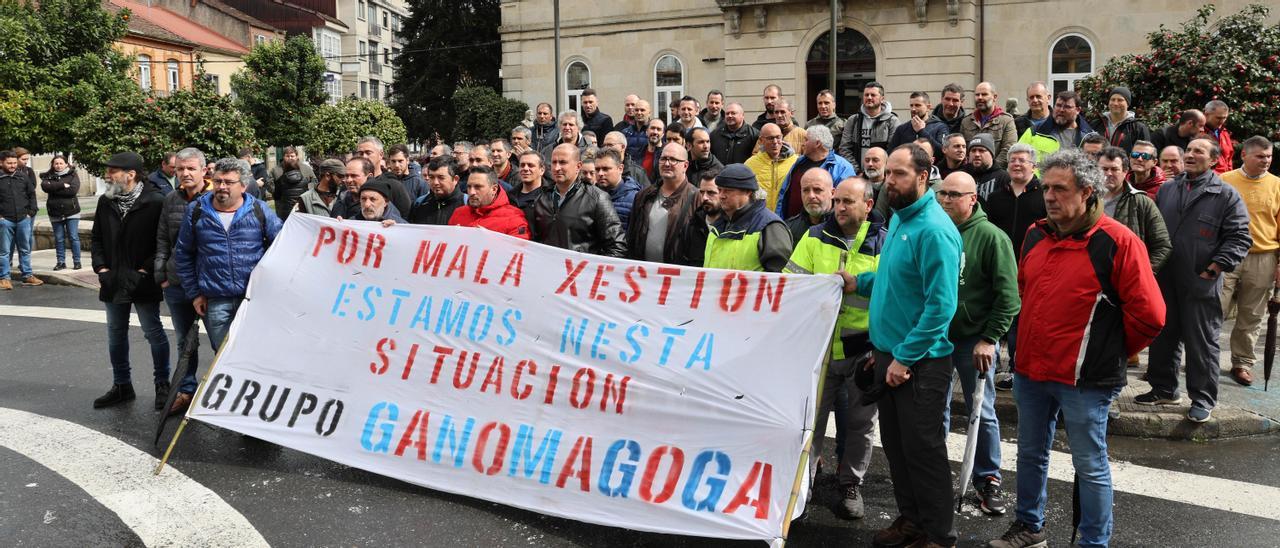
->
xmin=0 ymin=305 xmax=173 ymax=330
xmin=0 ymin=407 xmax=268 ymax=546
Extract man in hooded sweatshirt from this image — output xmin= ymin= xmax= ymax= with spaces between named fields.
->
xmin=1095 ymin=87 xmax=1152 ymax=153
xmin=840 ymin=81 xmax=899 ymax=173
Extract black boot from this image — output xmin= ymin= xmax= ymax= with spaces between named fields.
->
xmin=154 ymin=382 xmax=170 ymax=411
xmin=53 ymin=263 xmax=66 ymax=271
xmin=93 ymin=384 xmax=136 ymax=408
xmin=73 ymin=262 xmax=82 ymax=270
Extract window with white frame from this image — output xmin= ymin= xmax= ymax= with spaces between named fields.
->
xmin=359 ymin=41 xmax=367 ymax=60
xmin=357 ymin=0 xmax=366 ymax=20
xmin=564 ymin=60 xmax=590 ymax=114
xmin=137 ymin=54 xmax=151 ymax=90
xmin=167 ymin=59 xmax=180 ymax=92
xmin=1049 ymin=34 xmax=1094 ymax=94
xmin=324 ymin=73 xmax=341 ymax=104
xmin=654 ymin=54 xmax=684 ymax=125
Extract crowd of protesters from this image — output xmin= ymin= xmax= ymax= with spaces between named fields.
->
xmin=3 ymin=78 xmax=1277 ymax=548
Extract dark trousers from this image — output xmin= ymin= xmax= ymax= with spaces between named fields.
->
xmin=874 ymin=350 xmax=957 ymax=545
xmin=1148 ymin=279 xmax=1223 ymax=410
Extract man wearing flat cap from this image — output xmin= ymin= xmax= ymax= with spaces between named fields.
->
xmin=297 ymin=158 xmax=347 ymax=217
xmin=704 ymin=163 xmax=793 ymax=272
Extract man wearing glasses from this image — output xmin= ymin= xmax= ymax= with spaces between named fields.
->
xmin=1126 ymin=141 xmax=1166 ymax=199
xmin=625 ymin=143 xmax=706 ymax=266
xmin=1017 ymin=90 xmax=1098 ymax=162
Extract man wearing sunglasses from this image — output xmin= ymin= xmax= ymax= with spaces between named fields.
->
xmin=1126 ymin=141 xmax=1166 ymax=199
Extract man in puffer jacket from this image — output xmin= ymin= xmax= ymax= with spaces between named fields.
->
xmin=174 ymin=158 xmax=283 ymax=365
xmin=448 ymin=166 xmax=530 ymax=240
xmin=591 ymin=149 xmax=642 ymax=229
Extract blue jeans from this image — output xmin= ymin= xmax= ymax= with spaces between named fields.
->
xmin=0 ymin=216 xmax=33 ymax=278
xmin=52 ymin=217 xmax=81 ymax=265
xmin=105 ymin=301 xmax=171 ymax=385
xmin=202 ymin=297 xmax=243 ymax=353
xmin=164 ymin=286 xmax=201 ymax=393
xmin=1014 ymin=373 xmax=1121 ymax=547
xmin=942 ymin=337 xmax=1002 ymax=485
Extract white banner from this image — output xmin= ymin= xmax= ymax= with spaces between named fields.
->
xmin=188 ymin=213 xmax=841 ymax=541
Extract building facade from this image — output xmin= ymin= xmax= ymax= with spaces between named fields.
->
xmin=500 ymin=0 xmax=1274 ymax=124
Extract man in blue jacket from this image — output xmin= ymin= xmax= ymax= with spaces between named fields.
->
xmin=173 ymin=158 xmax=283 ymax=410
xmin=846 ymin=143 xmax=962 ymax=548
xmin=775 ymin=124 xmax=856 ymax=219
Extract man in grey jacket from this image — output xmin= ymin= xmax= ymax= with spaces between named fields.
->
xmin=1139 ymin=138 xmax=1252 ymax=423
xmin=839 ymin=81 xmax=899 ymax=173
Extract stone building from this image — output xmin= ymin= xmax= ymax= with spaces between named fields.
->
xmin=499 ymin=0 xmax=1272 ymax=124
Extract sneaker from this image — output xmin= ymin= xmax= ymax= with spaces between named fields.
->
xmin=977 ymin=477 xmax=1007 ymax=515
xmin=986 ymin=521 xmax=1047 ymax=548
xmin=93 ymin=384 xmax=136 ymax=408
xmin=873 ymin=515 xmax=923 ymax=547
xmin=1134 ymin=390 xmax=1182 ymax=406
xmin=155 ymin=382 xmax=170 ymax=411
xmin=53 ymin=263 xmax=66 ymax=271
xmin=839 ymin=484 xmax=865 ymax=519
xmin=0 ymin=279 xmax=11 ymax=290
xmin=22 ymin=275 xmax=43 ymax=286
xmin=1187 ymin=406 xmax=1212 ymax=423
xmin=994 ymin=373 xmax=1014 ymax=391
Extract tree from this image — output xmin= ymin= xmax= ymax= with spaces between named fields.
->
xmin=391 ymin=0 xmax=501 ymax=141
xmin=231 ymin=35 xmax=328 ymax=147
xmin=451 ymin=86 xmax=529 ymax=143
xmin=0 ymin=0 xmax=135 ymax=152
xmin=305 ymin=98 xmax=408 ymax=157
xmin=71 ymin=68 xmax=258 ymax=174
xmin=1077 ymin=4 xmax=1280 ymax=140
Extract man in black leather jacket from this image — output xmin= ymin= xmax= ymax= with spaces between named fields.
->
xmin=528 ymin=144 xmax=626 ymax=257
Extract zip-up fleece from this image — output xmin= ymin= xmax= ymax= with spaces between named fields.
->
xmin=950 ymin=204 xmax=1020 ymax=342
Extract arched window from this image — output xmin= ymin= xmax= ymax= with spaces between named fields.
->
xmin=137 ymin=55 xmax=152 ymax=91
xmin=653 ymin=54 xmax=683 ymax=125
xmin=564 ymin=60 xmax=590 ymax=114
xmin=167 ymin=60 xmax=180 ymax=92
xmin=1049 ymin=34 xmax=1094 ymax=94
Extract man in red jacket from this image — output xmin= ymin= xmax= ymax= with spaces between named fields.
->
xmin=448 ymin=165 xmax=530 ymax=240
xmin=987 ymin=149 xmax=1165 ymax=548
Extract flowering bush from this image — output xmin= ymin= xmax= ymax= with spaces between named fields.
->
xmin=1077 ymin=4 xmax=1280 ymax=140
xmin=305 ymin=98 xmax=408 ymax=157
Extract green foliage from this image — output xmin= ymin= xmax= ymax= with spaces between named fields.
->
xmin=0 ymin=0 xmax=135 ymax=152
xmin=71 ymin=68 xmax=258 ymax=175
xmin=231 ymin=35 xmax=328 ymax=147
xmin=450 ymin=86 xmax=529 ymax=143
xmin=305 ymin=98 xmax=408 ymax=157
xmin=391 ymin=0 xmax=501 ymax=141
xmin=1077 ymin=4 xmax=1280 ymax=140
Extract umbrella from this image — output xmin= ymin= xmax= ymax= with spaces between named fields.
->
xmin=154 ymin=325 xmax=200 ymax=447
xmin=956 ymin=372 xmax=986 ymax=511
xmin=1266 ymin=297 xmax=1279 ymax=391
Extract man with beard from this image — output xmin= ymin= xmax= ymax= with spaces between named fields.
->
xmin=510 ymin=151 xmax=546 ymax=210
xmin=704 ymin=164 xmax=792 ymax=272
xmin=174 ymin=158 xmax=283 ymax=382
xmin=685 ymin=127 xmax=723 ymax=187
xmin=1160 ymin=145 xmax=1185 ymax=178
xmin=844 ymin=144 xmax=961 ymax=548
xmin=409 ymin=155 xmax=466 ymax=225
xmin=967 ymin=133 xmax=1011 ymax=201
xmin=710 ymin=102 xmax=760 ymax=166
xmin=775 ymin=124 xmax=855 ymax=219
xmin=1151 ymin=110 xmax=1205 ymax=154
xmin=530 ymin=144 xmax=626 ymax=257
xmin=386 ymin=144 xmax=428 ymax=201
xmin=448 ymin=165 xmax=529 ymax=239
xmin=839 ymin=81 xmax=899 ymax=172
xmin=641 ymin=117 xmax=666 ymax=182
xmin=961 ymin=82 xmax=1019 ymax=168
xmin=1018 ymin=90 xmax=1097 ymax=160
xmin=593 ymin=149 xmax=642 ymax=229
xmin=1014 ymin=82 xmax=1052 ymax=139
xmin=698 ymin=90 xmax=724 ymax=132
xmin=532 ymin=102 xmax=558 ymax=151
xmin=154 ymin=148 xmax=211 ymax=415
xmin=932 ymin=82 xmax=967 ymax=134
xmin=297 ymin=159 xmax=345 ymax=217
xmin=697 ymin=169 xmax=723 ymax=226
xmin=579 ymin=89 xmax=614 ymax=138
xmin=625 ymin=143 xmax=706 ymax=266
xmin=347 ymin=179 xmax=405 ymax=224
xmin=753 ymin=84 xmax=782 ymax=130
xmin=785 ymin=177 xmax=885 ymax=520
xmin=888 ymin=91 xmax=950 ymax=156
xmin=806 ymin=88 xmax=847 ymax=153
xmin=267 ymin=146 xmax=316 ymax=220
xmin=1126 ymin=140 xmax=1166 ymax=199
xmin=0 ymin=150 xmax=39 ymax=288
xmin=774 ymin=99 xmax=807 ymax=152
xmin=603 ymin=131 xmax=650 ymax=186
xmin=783 ymin=168 xmax=835 ymax=245
xmin=91 ymin=151 xmax=167 ymax=408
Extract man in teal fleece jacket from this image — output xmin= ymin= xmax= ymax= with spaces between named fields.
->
xmin=845 ymin=144 xmax=962 ymax=548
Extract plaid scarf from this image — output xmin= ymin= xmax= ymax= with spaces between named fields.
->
xmin=110 ymin=181 xmax=143 ymax=219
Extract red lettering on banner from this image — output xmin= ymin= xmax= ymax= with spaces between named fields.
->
xmin=453 ymin=350 xmax=479 ymax=389
xmin=371 ymin=337 xmax=394 ymax=374
xmin=569 ymin=367 xmax=596 ymax=409
xmin=400 ymin=343 xmax=420 ymax=380
xmin=429 ymin=345 xmax=454 ymax=384
xmin=511 ymin=360 xmax=535 ymax=400
xmin=599 ymin=374 xmax=630 ymax=415
xmin=619 ymin=266 xmax=646 ymax=303
xmin=555 ymin=260 xmax=588 ymax=296
xmin=479 ymin=357 xmax=504 ymax=394
xmin=555 ymin=436 xmax=594 ymax=491
xmin=471 ymin=422 xmax=511 ymax=475
xmin=393 ymin=410 xmax=431 ymax=460
xmin=754 ymin=276 xmax=785 ymax=313
xmin=543 ymin=365 xmax=562 ymax=405
xmin=655 ymin=267 xmax=681 ymax=305
xmin=412 ymin=241 xmax=447 ymax=275
xmin=722 ymin=461 xmax=773 ymax=519
xmin=311 ymin=226 xmax=336 ymax=257
xmin=587 ymin=265 xmax=615 ymax=302
xmin=472 ymin=249 xmax=491 ymax=285
xmin=689 ymin=270 xmax=706 ymax=309
xmin=337 ymin=229 xmax=359 ymax=264
xmin=719 ymin=272 xmax=749 ymax=312
xmin=444 ymin=245 xmax=470 ymax=279
xmin=499 ymin=253 xmax=524 ymax=287
xmin=361 ymin=233 xmax=385 ymax=268
xmin=638 ymin=446 xmax=685 ymax=503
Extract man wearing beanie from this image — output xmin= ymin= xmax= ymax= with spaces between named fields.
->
xmin=352 ymin=179 xmax=405 ymax=224
xmin=966 ymin=133 xmax=1010 ymax=201
xmin=1097 ymin=86 xmax=1151 ymax=153
xmin=704 ymin=163 xmax=793 ymax=272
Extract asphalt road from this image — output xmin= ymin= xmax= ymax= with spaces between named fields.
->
xmin=3 ymin=285 xmax=1280 ymax=547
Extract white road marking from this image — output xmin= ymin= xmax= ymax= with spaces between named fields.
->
xmin=0 ymin=407 xmax=268 ymax=547
xmin=0 ymin=305 xmax=173 ymax=330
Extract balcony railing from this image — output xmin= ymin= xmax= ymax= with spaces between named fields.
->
xmin=369 ymin=22 xmax=382 ymax=36
xmin=369 ymin=60 xmax=382 ymax=74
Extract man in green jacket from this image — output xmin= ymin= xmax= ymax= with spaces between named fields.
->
xmin=785 ymin=177 xmax=886 ymax=519
xmin=1098 ymin=147 xmax=1171 ymax=272
xmin=845 ymin=144 xmax=961 ymax=548
xmin=937 ymin=171 xmax=1021 ymax=517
